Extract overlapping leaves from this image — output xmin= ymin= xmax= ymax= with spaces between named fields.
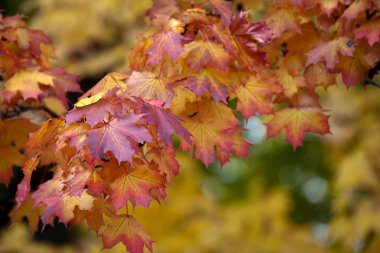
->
xmin=10 ymin=0 xmax=380 ymax=253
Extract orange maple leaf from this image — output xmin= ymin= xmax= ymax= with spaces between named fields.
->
xmin=266 ymin=107 xmax=330 ymax=150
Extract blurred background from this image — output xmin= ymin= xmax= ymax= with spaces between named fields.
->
xmin=1 ymin=1 xmax=380 ymax=252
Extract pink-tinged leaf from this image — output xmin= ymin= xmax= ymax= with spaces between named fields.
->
xmin=148 ymin=144 xmax=180 ymax=182
xmin=26 ymin=29 xmax=52 ymax=58
xmin=146 ymin=0 xmax=179 ymax=17
xmin=215 ymin=127 xmax=236 ymax=166
xmin=81 ymin=72 xmax=127 ymax=98
xmin=65 ymin=169 xmax=92 ymax=196
xmin=45 ymin=67 xmax=81 ymax=106
xmin=66 ymin=89 xmax=124 ymax=127
xmin=32 ymin=172 xmax=94 ymax=226
xmin=108 ymin=163 xmax=166 ymax=209
xmin=2 ymin=69 xmax=53 ymax=101
xmin=306 ymin=37 xmax=355 ymax=69
xmin=187 ymin=67 xmax=229 ymax=102
xmin=354 ymin=20 xmax=380 ymax=47
xmin=266 ymin=108 xmax=330 ymax=150
xmin=26 ymin=119 xmax=65 ymax=151
xmin=146 ymin=29 xmax=188 ymax=65
xmin=341 ymin=0 xmax=367 ymax=25
xmin=209 ymin=0 xmax=232 ymax=26
xmin=232 ymin=131 xmax=251 ymax=158
xmin=77 ymin=72 xmax=128 ymax=106
xmin=212 ymin=11 xmax=273 ymax=64
xmin=182 ymin=41 xmax=230 ymax=71
xmin=141 ymin=102 xmax=191 ymax=144
xmin=231 ymin=11 xmax=274 ymax=52
xmin=81 ymin=114 xmax=152 ymax=163
xmin=86 ymin=171 xmax=106 ymax=197
xmin=99 ymin=214 xmax=153 ymax=253
xmin=16 ymin=156 xmax=40 ymax=206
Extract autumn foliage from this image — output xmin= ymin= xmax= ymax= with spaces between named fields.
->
xmin=2 ymin=0 xmax=380 ymax=252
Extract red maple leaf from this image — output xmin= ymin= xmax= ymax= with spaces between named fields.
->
xmin=266 ymin=107 xmax=330 ymax=150
xmin=146 ymin=28 xmax=189 ymax=65
xmin=108 ymin=162 xmax=166 ymax=209
xmin=209 ymin=0 xmax=233 ymax=26
xmin=81 ymin=114 xmax=152 ymax=163
xmin=306 ymin=37 xmax=355 ymax=69
xmin=99 ymin=214 xmax=153 ymax=253
xmin=140 ymin=101 xmax=191 ymax=145
xmin=66 ymin=89 xmax=124 ymax=127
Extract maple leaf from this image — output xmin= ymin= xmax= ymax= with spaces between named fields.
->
xmin=87 ymin=171 xmax=107 ymax=196
xmin=231 ymin=131 xmax=250 ymax=158
xmin=72 ymin=197 xmax=114 ymax=232
xmin=181 ymin=119 xmax=221 ymax=166
xmin=65 ymin=168 xmax=92 ymax=196
xmin=335 ymin=55 xmax=368 ymax=87
xmin=354 ymin=20 xmax=380 ymax=47
xmin=170 ymin=86 xmax=196 ymax=115
xmin=187 ymin=67 xmax=229 ymax=102
xmin=146 ymin=0 xmax=179 ymax=17
xmin=25 ymin=29 xmax=53 ymax=59
xmin=15 ymin=156 xmax=40 ymax=206
xmin=208 ymin=0 xmax=232 ymax=26
xmin=2 ymin=69 xmax=53 ymax=101
xmin=66 ymin=89 xmax=124 ymax=127
xmin=235 ymin=74 xmax=281 ymax=119
xmin=42 ymin=190 xmax=94 ymax=226
xmin=75 ymin=72 xmax=128 ymax=107
xmin=230 ymin=11 xmax=274 ymax=54
xmin=266 ymin=108 xmax=330 ymax=150
xmin=146 ymin=27 xmax=188 ymax=65
xmin=140 ymin=102 xmax=191 ymax=144
xmin=32 ymin=172 xmax=94 ymax=226
xmin=180 ymin=100 xmax=240 ymax=166
xmin=108 ymin=162 xmax=166 ymax=209
xmin=81 ymin=114 xmax=151 ymax=163
xmin=265 ymin=6 xmax=301 ymax=36
xmin=99 ymin=214 xmax=153 ymax=253
xmin=306 ymin=37 xmax=355 ymax=69
xmin=211 ymin=13 xmax=272 ymax=66
xmin=276 ymin=69 xmax=306 ymax=98
xmin=126 ymin=71 xmax=174 ymax=101
xmin=26 ymin=119 xmax=65 ymax=153
xmin=148 ymin=144 xmax=180 ymax=181
xmin=44 ymin=67 xmax=81 ymax=105
xmin=58 ymin=122 xmax=91 ymax=152
xmin=304 ymin=63 xmax=335 ymax=89
xmin=341 ymin=0 xmax=368 ymax=25
xmin=181 ymin=40 xmax=230 ymax=71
